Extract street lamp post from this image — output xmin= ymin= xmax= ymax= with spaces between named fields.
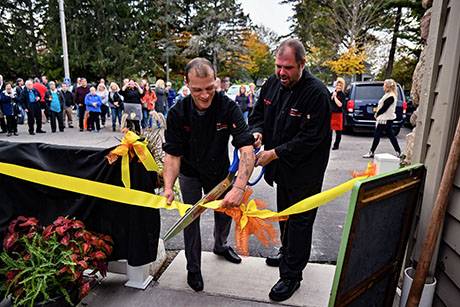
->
xmin=58 ymin=0 xmax=70 ymax=81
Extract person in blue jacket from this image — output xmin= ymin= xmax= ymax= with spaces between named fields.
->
xmin=85 ymin=86 xmax=102 ymax=132
xmin=45 ymin=81 xmax=65 ymax=132
xmin=0 ymin=83 xmax=18 ymax=136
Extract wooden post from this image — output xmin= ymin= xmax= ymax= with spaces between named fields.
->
xmin=406 ymin=116 xmax=460 ymax=306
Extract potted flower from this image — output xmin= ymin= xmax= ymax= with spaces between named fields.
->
xmin=0 ymin=216 xmax=113 ymax=306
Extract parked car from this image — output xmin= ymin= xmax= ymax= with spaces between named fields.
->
xmin=403 ymin=89 xmax=416 ymax=127
xmin=344 ymin=81 xmax=407 ymax=135
xmin=225 ymin=84 xmax=250 ymax=102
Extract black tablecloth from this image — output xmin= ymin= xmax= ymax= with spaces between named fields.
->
xmin=0 ymin=141 xmax=160 ymax=266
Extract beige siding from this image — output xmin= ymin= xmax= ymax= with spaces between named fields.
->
xmin=434 ymin=271 xmax=460 ymax=307
xmin=411 ymin=0 xmax=460 ymax=304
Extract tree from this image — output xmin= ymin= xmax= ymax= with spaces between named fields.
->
xmin=376 ymin=55 xmax=417 ymax=90
xmin=183 ymin=0 xmax=249 ymax=74
xmin=324 ymin=45 xmax=366 ymax=76
xmin=238 ymin=31 xmax=274 ymax=83
xmin=0 ymin=0 xmax=48 ymax=79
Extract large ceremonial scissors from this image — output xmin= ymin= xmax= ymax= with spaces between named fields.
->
xmin=163 ymin=148 xmax=264 ymax=241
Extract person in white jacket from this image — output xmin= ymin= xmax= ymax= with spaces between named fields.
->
xmin=96 ymin=83 xmax=109 ymax=128
xmin=363 ymin=79 xmax=401 ymax=158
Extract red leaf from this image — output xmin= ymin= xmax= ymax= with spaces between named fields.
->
xmin=8 ymin=216 xmax=28 ymax=233
xmin=71 ymin=220 xmax=85 ymax=229
xmin=19 ymin=217 xmax=38 ymax=228
xmin=56 ymin=225 xmax=69 ymax=236
xmin=79 ymin=282 xmax=91 ymax=298
xmin=60 ymin=235 xmax=70 ymax=246
xmin=82 ymin=243 xmax=91 ymax=254
xmin=4 ymin=232 xmax=18 ymax=250
xmin=92 ymin=251 xmax=106 ymax=260
xmin=6 ymin=271 xmax=17 ymax=281
xmin=58 ymin=267 xmax=68 ymax=275
xmin=53 ymin=216 xmax=67 ymax=226
xmin=43 ymin=225 xmax=54 ymax=239
xmin=23 ymin=254 xmax=31 ymax=261
xmin=77 ymin=260 xmax=88 ymax=269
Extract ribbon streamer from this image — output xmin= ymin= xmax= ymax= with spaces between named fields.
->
xmin=0 ymin=162 xmax=370 ymax=226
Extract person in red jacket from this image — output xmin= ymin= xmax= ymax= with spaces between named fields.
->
xmin=33 ymin=78 xmax=48 ymax=122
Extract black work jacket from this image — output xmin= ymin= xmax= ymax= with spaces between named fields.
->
xmin=163 ymin=92 xmax=254 ymax=190
xmin=249 ymin=70 xmax=332 ymax=187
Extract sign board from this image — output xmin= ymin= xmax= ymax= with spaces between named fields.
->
xmin=329 ymin=164 xmax=426 ymax=306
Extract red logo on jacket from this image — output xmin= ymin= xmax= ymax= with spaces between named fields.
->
xmin=264 ymin=98 xmax=272 ymax=105
xmin=216 ymin=122 xmax=228 ymax=131
xmin=289 ymin=108 xmax=302 ymax=117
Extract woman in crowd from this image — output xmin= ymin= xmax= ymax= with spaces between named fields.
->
xmin=45 ymin=81 xmax=65 ymax=133
xmin=85 ymin=86 xmax=102 ymax=132
xmin=120 ymin=79 xmax=143 ymax=134
xmin=363 ymin=79 xmax=401 ymax=158
xmin=154 ymin=79 xmax=166 ymax=115
xmin=96 ymin=83 xmax=110 ymax=128
xmin=235 ymin=84 xmax=249 ymax=122
xmin=108 ymin=82 xmax=124 ymax=132
xmin=141 ymin=83 xmax=157 ymax=129
xmin=330 ymin=77 xmax=347 ymax=150
xmin=0 ymin=83 xmax=18 ymax=136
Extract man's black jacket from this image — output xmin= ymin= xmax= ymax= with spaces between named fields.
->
xmin=249 ymin=70 xmax=332 ymax=187
xmin=163 ymin=92 xmax=254 ymax=190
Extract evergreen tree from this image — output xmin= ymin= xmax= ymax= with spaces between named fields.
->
xmin=183 ymin=0 xmax=249 ymax=74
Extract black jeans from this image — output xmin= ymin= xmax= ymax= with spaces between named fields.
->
xmin=88 ymin=111 xmax=100 ymax=131
xmin=100 ymin=104 xmax=109 ymax=126
xmin=78 ymin=106 xmax=86 ymax=130
xmin=179 ymin=174 xmax=232 ymax=273
xmin=27 ymin=103 xmax=42 ymax=133
xmin=277 ymin=182 xmax=321 ymax=281
xmin=5 ymin=115 xmax=17 ymax=133
xmin=50 ymin=111 xmax=64 ymax=132
xmin=370 ymin=120 xmax=401 ymax=153
xmin=333 ymin=130 xmax=342 ymax=148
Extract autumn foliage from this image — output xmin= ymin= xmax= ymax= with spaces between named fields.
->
xmin=324 ymin=46 xmax=367 ymax=76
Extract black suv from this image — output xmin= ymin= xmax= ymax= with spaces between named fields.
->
xmin=344 ymin=81 xmax=407 ymax=135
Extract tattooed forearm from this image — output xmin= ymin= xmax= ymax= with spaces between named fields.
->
xmin=235 ymin=146 xmax=255 ymax=188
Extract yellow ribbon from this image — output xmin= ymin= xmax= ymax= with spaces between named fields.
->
xmin=0 ymin=162 xmax=366 ymax=228
xmin=107 ymin=131 xmax=159 ymax=188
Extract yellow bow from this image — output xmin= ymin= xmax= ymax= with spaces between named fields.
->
xmin=106 ymin=131 xmax=159 ymax=188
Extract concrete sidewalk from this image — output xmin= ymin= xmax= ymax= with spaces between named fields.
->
xmin=80 ymin=251 xmax=336 ymax=307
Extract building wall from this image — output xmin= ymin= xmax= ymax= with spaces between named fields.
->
xmin=412 ymin=0 xmax=460 ymax=305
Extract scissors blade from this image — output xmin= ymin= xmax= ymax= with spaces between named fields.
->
xmin=163 ymin=174 xmax=235 ymax=241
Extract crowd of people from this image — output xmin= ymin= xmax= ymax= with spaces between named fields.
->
xmin=0 ymin=74 xmax=191 ymax=136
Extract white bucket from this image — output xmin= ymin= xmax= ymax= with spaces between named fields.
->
xmin=399 ymin=267 xmax=436 ymax=307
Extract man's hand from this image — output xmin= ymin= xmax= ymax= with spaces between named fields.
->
xmin=253 ymin=132 xmax=263 ymax=148
xmin=256 ymin=149 xmax=278 ymax=167
xmin=163 ymin=187 xmax=175 ymax=205
xmin=220 ymin=186 xmax=244 ymax=209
